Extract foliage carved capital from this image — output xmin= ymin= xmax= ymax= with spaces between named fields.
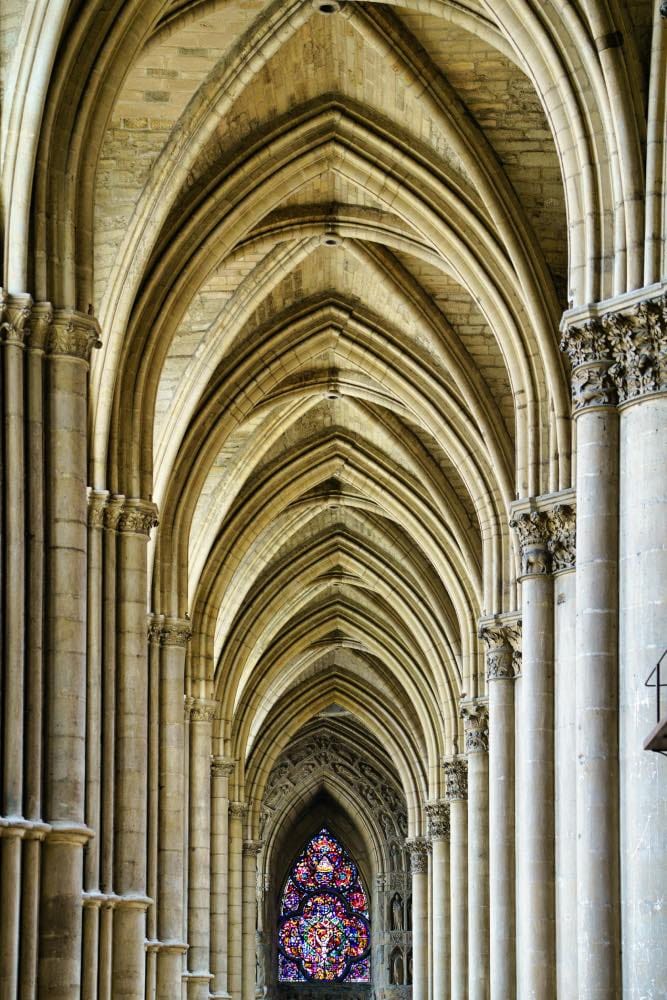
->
xmin=425 ymin=800 xmax=450 ymax=841
xmin=460 ymin=698 xmax=489 ymax=753
xmin=405 ymin=837 xmax=429 ymax=874
xmin=443 ymin=756 xmax=468 ymax=801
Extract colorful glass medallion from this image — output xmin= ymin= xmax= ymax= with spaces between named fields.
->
xmin=278 ymin=827 xmax=371 ymax=982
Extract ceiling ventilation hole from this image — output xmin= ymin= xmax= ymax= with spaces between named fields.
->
xmin=322 ymin=232 xmax=341 ymax=247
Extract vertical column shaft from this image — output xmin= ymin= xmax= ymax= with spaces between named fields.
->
xmin=210 ymin=757 xmax=236 ymax=997
xmin=481 ymin=620 xmax=520 ymax=1000
xmin=576 ymin=404 xmax=620 ymax=997
xmin=187 ymin=699 xmax=216 ymax=1000
xmin=554 ymin=569 xmax=577 ymax=997
xmin=242 ymin=842 xmax=262 ymax=1000
xmin=426 ymin=803 xmax=450 ymax=1000
xmin=156 ymin=619 xmax=191 ymax=999
xmin=444 ymin=759 xmax=467 ymax=1000
xmin=619 ymin=392 xmax=667 ymax=996
xmin=227 ymin=804 xmax=247 ymax=1000
xmin=406 ymin=838 xmax=429 ymax=1000
xmin=510 ymin=511 xmax=556 ymax=1000
xmin=112 ymin=498 xmax=158 ymax=998
xmin=39 ymin=311 xmax=99 ymax=999
xmin=461 ymin=701 xmax=489 ymax=1000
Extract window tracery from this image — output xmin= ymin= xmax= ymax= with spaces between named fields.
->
xmin=278 ymin=828 xmax=371 ymax=983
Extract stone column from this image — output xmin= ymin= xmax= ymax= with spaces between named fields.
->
xmin=0 ymin=293 xmax=31 ymax=1000
xmin=187 ymin=698 xmax=217 ymax=1000
xmin=156 ymin=619 xmax=192 ymax=999
xmin=479 ymin=617 xmax=521 ymax=1000
xmin=227 ymin=803 xmax=247 ymax=1000
xmin=242 ymin=841 xmax=262 ymax=1000
xmin=460 ymin=700 xmax=489 ymax=1000
xmin=112 ymin=498 xmax=158 ymax=998
xmin=561 ymin=313 xmax=621 ymax=997
xmin=426 ymin=802 xmax=450 ymax=1000
xmin=82 ymin=491 xmax=107 ymax=1000
xmin=509 ymin=509 xmax=556 ymax=999
xmin=39 ymin=310 xmax=99 ymax=999
xmin=21 ymin=304 xmax=52 ymax=999
xmin=444 ymin=758 xmax=467 ymax=1000
xmin=598 ymin=287 xmax=666 ymax=997
xmin=552 ymin=518 xmax=577 ymax=999
xmin=210 ymin=757 xmax=236 ymax=998
xmin=406 ymin=838 xmax=429 ymax=1000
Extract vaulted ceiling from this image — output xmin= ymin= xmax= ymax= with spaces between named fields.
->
xmin=3 ymin=0 xmax=652 ymax=823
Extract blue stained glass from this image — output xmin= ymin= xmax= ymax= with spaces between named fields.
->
xmin=278 ymin=828 xmax=371 ymax=982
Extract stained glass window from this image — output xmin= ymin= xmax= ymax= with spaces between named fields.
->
xmin=278 ymin=828 xmax=371 ymax=982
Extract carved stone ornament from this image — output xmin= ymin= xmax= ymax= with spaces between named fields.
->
xmin=460 ymin=699 xmax=489 ymax=753
xmin=29 ymin=302 xmax=55 ymax=351
xmin=443 ymin=757 xmax=468 ymax=801
xmin=104 ymin=495 xmax=125 ymax=531
xmin=479 ymin=618 xmax=522 ymax=681
xmin=0 ymin=291 xmax=32 ymax=346
xmin=47 ymin=309 xmax=102 ymax=362
xmin=425 ymin=801 xmax=450 ymax=841
xmin=189 ymin=698 xmax=217 ymax=723
xmin=161 ymin=618 xmax=192 ymax=647
xmin=561 ymin=290 xmax=667 ymax=407
xmin=87 ymin=490 xmax=109 ymax=529
xmin=242 ymin=839 xmax=263 ymax=857
xmin=547 ymin=503 xmax=576 ymax=571
xmin=229 ymin=801 xmax=249 ymax=820
xmin=147 ymin=617 xmax=163 ymax=644
xmin=117 ymin=499 xmax=159 ymax=537
xmin=211 ymin=755 xmax=236 ymax=778
xmin=405 ymin=837 xmax=429 ymax=874
xmin=606 ymin=294 xmax=667 ymax=403
xmin=509 ymin=510 xmax=551 ymax=576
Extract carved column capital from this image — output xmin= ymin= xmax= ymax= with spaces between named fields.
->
xmin=161 ymin=617 xmax=192 ymax=647
xmin=211 ymin=755 xmax=236 ymax=778
xmin=0 ymin=291 xmax=32 ymax=346
xmin=147 ymin=616 xmax=164 ymax=644
xmin=425 ymin=800 xmax=450 ymax=841
xmin=87 ymin=489 xmax=109 ymax=529
xmin=509 ymin=510 xmax=552 ymax=575
xmin=443 ymin=756 xmax=468 ymax=800
xmin=104 ymin=495 xmax=125 ymax=531
xmin=510 ymin=494 xmax=577 ymax=576
xmin=188 ymin=698 xmax=217 ymax=723
xmin=29 ymin=302 xmax=54 ymax=351
xmin=561 ymin=284 xmax=667 ymax=408
xmin=405 ymin=837 xmax=429 ymax=874
xmin=479 ymin=616 xmax=522 ymax=680
xmin=460 ymin=698 xmax=489 ymax=753
xmin=242 ymin=839 xmax=263 ymax=858
xmin=117 ymin=498 xmax=159 ymax=537
xmin=548 ymin=503 xmax=576 ymax=571
xmin=229 ymin=801 xmax=248 ymax=820
xmin=47 ymin=308 xmax=101 ymax=363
